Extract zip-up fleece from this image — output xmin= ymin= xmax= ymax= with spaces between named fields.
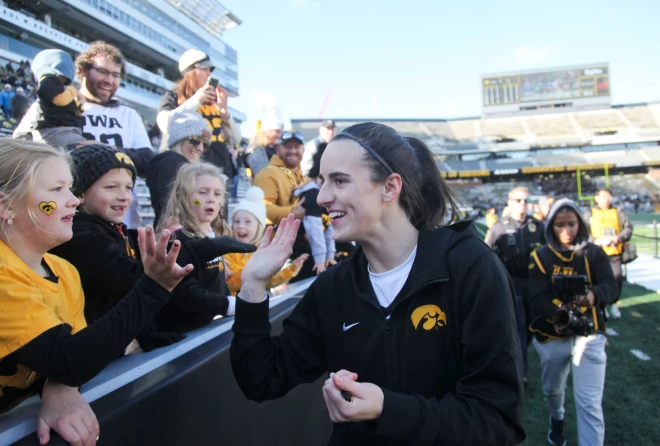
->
xmin=231 ymin=221 xmax=525 ymax=446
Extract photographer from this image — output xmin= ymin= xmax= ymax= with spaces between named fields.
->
xmin=486 ymin=186 xmax=545 ymax=383
xmin=528 ymin=198 xmax=618 ymax=446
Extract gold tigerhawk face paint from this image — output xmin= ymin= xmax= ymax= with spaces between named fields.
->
xmin=39 ymin=201 xmax=57 ymax=215
xmin=193 ymin=199 xmax=202 ymax=207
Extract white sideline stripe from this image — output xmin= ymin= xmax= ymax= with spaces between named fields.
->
xmin=630 ymin=349 xmax=652 ymax=361
xmin=606 ymin=328 xmax=619 ymax=336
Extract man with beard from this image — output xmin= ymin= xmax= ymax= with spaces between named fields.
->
xmin=253 ymin=130 xmax=313 ymax=281
xmin=15 ymin=42 xmax=153 ymax=246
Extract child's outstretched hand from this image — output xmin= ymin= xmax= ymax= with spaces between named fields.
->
xmin=138 ymin=225 xmax=193 ymax=292
xmin=293 ymin=253 xmax=309 ymax=268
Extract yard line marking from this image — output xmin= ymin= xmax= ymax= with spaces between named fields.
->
xmin=606 ymin=328 xmax=619 ymax=336
xmin=630 ymin=311 xmax=644 ymax=318
xmin=630 ymin=349 xmax=651 ymax=361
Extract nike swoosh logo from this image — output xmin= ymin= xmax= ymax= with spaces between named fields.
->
xmin=342 ymin=322 xmax=359 ymax=332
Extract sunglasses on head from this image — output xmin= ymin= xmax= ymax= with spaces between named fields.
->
xmin=187 ymin=137 xmax=210 ymax=151
xmin=280 ymin=131 xmax=304 ymax=143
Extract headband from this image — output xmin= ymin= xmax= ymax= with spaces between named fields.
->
xmin=333 ymin=132 xmax=394 ymax=174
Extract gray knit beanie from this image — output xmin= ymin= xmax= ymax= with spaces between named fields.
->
xmin=167 ymin=111 xmax=210 ymax=148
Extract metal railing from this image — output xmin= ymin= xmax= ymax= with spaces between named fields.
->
xmin=630 ymin=220 xmax=659 ymax=258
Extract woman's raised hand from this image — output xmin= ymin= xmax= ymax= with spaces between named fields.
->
xmin=240 ymin=214 xmax=300 ymax=302
xmin=192 ymin=83 xmax=217 ymax=105
xmin=139 ymin=225 xmax=193 ymax=292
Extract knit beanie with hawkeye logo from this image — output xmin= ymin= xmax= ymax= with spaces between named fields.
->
xmin=70 ymin=144 xmax=137 ymax=197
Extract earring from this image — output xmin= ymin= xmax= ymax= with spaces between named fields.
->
xmin=6 ymin=218 xmax=13 ymax=225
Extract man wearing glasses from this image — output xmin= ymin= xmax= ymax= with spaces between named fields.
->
xmin=486 ymin=186 xmax=545 ymax=385
xmin=15 ymin=42 xmax=153 ymax=248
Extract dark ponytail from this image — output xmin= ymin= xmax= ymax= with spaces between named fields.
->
xmin=333 ymin=122 xmax=460 ymax=229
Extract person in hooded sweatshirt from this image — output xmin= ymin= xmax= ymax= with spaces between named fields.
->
xmin=230 ymin=122 xmax=525 ymax=446
xmin=528 ymin=198 xmax=618 ymax=446
xmin=30 ymin=49 xmax=86 ymax=148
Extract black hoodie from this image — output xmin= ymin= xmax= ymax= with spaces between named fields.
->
xmin=528 ymin=199 xmax=618 ymax=341
xmin=231 ymin=221 xmax=525 ymax=446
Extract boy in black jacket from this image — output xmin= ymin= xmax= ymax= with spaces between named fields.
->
xmin=52 ymin=144 xmax=254 ymax=350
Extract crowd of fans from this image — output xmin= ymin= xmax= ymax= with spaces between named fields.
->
xmin=0 ymin=39 xmax=642 ymax=446
xmin=0 ymin=41 xmax=357 ymax=446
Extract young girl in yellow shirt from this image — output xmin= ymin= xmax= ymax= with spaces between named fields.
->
xmin=0 ymin=139 xmax=192 ymax=445
xmin=225 ymin=186 xmax=308 ymax=295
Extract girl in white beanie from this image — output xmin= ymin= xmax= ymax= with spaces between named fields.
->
xmin=224 ymin=186 xmax=308 ymax=295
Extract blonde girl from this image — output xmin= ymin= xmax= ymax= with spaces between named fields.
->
xmin=0 ymin=139 xmax=190 ymax=445
xmin=224 ymin=186 xmax=308 ymax=296
xmin=154 ymin=162 xmax=254 ymax=332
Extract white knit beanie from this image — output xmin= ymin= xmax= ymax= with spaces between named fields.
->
xmin=260 ymin=107 xmax=284 ymax=132
xmin=167 ymin=111 xmax=210 ymax=148
xmin=233 ymin=187 xmax=267 ymax=227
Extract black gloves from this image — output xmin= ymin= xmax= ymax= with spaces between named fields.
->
xmin=176 ymin=236 xmax=256 ymax=271
xmin=137 ymin=321 xmax=187 ymax=352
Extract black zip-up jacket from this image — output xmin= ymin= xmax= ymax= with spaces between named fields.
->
xmin=51 ymin=212 xmax=141 ymax=324
xmin=231 ymin=222 xmax=525 ymax=446
xmin=154 ymin=230 xmax=232 ymax=333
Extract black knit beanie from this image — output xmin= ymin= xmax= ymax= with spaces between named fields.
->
xmin=70 ymin=144 xmax=137 ymax=197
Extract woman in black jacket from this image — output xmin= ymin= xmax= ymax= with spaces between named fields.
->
xmin=528 ymin=198 xmax=618 ymax=446
xmin=230 ymin=122 xmax=525 ymax=446
xmin=146 ymin=111 xmax=210 ymax=227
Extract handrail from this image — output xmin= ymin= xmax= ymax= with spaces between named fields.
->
xmin=0 ymin=278 xmax=315 ymax=444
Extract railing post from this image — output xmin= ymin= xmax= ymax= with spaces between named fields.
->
xmin=654 ymin=220 xmax=658 ymax=258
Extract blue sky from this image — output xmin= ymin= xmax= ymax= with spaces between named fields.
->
xmin=223 ymin=0 xmax=660 ymax=136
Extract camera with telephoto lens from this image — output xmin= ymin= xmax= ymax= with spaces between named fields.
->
xmin=552 ymin=275 xmax=594 ymax=336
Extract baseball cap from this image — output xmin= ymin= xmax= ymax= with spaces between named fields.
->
xmin=321 ymin=119 xmax=336 ymax=128
xmin=279 ymin=129 xmax=304 ymax=145
xmin=178 ymin=49 xmax=215 ymax=75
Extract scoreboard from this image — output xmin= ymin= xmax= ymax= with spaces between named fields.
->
xmin=482 ymin=64 xmax=610 ymax=109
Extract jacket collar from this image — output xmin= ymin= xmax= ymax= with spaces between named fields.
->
xmin=342 ymin=220 xmax=479 ymax=310
xmin=74 ymin=211 xmax=127 ymax=237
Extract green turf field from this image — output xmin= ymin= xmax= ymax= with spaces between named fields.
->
xmin=629 ymin=214 xmax=660 ymax=256
xmin=521 ymin=284 xmax=660 ymax=445
xmin=473 ymin=217 xmax=660 ymax=444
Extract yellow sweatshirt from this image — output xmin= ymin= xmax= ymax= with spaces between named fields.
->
xmin=252 ymin=155 xmax=306 ymax=226
xmin=224 ymin=251 xmax=302 ymax=296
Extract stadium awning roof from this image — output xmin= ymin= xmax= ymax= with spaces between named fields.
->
xmin=165 ymin=0 xmax=241 ymax=35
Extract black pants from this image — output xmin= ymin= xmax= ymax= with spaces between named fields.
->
xmin=512 ymin=277 xmax=530 ymax=379
xmin=609 ymin=255 xmax=623 ymax=301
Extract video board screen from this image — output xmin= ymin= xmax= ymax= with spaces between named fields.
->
xmin=483 ymin=65 xmax=609 ymax=106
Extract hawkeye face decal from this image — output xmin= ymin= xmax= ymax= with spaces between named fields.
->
xmin=411 ymin=305 xmax=447 ymax=330
xmin=193 ymin=199 xmax=202 ymax=207
xmin=39 ymin=201 xmax=57 ymax=215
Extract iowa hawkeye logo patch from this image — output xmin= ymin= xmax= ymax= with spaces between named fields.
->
xmin=411 ymin=305 xmax=447 ymax=330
